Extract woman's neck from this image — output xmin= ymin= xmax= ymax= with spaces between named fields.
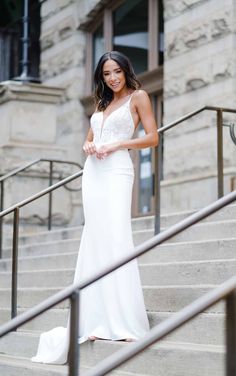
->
xmin=112 ymin=89 xmax=133 ymax=102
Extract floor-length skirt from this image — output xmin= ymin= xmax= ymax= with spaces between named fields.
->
xmin=32 ymin=150 xmax=149 ymax=364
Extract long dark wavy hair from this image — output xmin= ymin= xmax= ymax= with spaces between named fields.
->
xmin=94 ymin=51 xmax=141 ymax=111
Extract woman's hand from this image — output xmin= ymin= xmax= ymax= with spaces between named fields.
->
xmin=96 ymin=142 xmax=120 ymax=159
xmin=83 ymin=140 xmax=97 ymax=155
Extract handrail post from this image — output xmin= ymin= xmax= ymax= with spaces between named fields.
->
xmin=0 ymin=181 xmax=4 ymax=258
xmin=154 ymin=132 xmax=162 ymax=234
xmin=11 ymin=207 xmax=20 ymax=319
xmin=226 ymin=290 xmax=236 ymax=375
xmin=216 ymin=109 xmax=224 ymax=198
xmin=69 ymin=290 xmax=80 ymax=376
xmin=48 ymin=161 xmax=53 ymax=231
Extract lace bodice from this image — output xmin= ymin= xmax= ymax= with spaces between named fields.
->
xmin=90 ymin=95 xmax=135 ymax=145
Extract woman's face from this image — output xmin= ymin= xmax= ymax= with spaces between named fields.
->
xmin=102 ymin=59 xmax=127 ymax=93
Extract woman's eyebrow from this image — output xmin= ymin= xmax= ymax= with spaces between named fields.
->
xmin=103 ymin=68 xmax=121 ymax=73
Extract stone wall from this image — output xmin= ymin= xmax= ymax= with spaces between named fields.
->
xmin=40 ymin=0 xmax=100 ymax=164
xmin=0 ymin=81 xmax=83 ymax=229
xmin=33 ymin=0 xmax=101 ymax=225
xmin=162 ymin=0 xmax=236 ymax=211
xmin=0 ymin=1 xmax=102 ymax=229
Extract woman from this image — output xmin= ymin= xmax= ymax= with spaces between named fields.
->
xmin=32 ymin=51 xmax=158 ymax=364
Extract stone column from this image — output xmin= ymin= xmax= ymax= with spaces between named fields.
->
xmin=0 ymin=81 xmax=83 ymax=231
xmin=0 ymin=80 xmax=65 ymax=167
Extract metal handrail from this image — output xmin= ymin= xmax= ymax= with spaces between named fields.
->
xmin=225 ymin=122 xmax=236 ymax=145
xmin=0 ymin=189 xmax=235 ymax=376
xmin=84 ymin=275 xmax=236 ymax=376
xmin=158 ymin=105 xmax=236 ymax=133
xmin=155 ymin=105 xmax=236 ymax=234
xmin=0 ymin=169 xmax=83 ymax=319
xmin=0 ymin=158 xmax=82 ymax=183
xmin=0 ymin=158 xmax=83 ymax=257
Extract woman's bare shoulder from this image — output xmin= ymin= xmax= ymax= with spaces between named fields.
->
xmin=133 ymin=89 xmax=149 ymax=100
xmin=132 ymin=89 xmax=150 ymax=106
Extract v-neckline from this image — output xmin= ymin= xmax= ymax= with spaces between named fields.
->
xmin=102 ymin=94 xmax=132 ymax=122
xmin=99 ymin=93 xmax=133 ymax=139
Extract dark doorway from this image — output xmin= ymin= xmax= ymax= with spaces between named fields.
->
xmin=0 ymin=0 xmax=41 ymax=81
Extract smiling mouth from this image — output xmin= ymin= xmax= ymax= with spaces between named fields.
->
xmin=110 ymin=83 xmax=120 ymax=88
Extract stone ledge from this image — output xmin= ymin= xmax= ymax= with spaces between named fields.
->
xmin=0 ymin=142 xmax=68 ymax=151
xmin=0 ymin=81 xmax=64 ymax=105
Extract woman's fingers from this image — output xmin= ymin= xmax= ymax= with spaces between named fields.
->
xmin=96 ymin=147 xmax=108 ymax=159
xmin=96 ymin=145 xmax=109 ymax=159
xmin=97 ymin=153 xmax=108 ymax=159
xmin=83 ymin=142 xmax=96 ymax=155
xmin=83 ymin=143 xmax=113 ymax=158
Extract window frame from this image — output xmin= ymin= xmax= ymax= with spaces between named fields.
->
xmin=80 ymin=0 xmax=164 ymax=217
xmin=83 ymin=0 xmax=163 ymax=100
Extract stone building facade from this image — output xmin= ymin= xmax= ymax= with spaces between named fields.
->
xmin=163 ymin=0 xmax=236 ymax=211
xmin=0 ymin=0 xmax=235 ymax=229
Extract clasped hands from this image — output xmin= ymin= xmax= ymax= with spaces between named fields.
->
xmin=83 ymin=141 xmax=120 ymax=159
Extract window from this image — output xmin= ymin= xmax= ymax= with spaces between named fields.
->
xmin=113 ymin=0 xmax=148 ymax=74
xmin=82 ymin=0 xmax=164 ymax=217
xmin=138 ymin=128 xmax=153 ymax=213
xmin=0 ymin=0 xmax=21 ymax=81
xmin=158 ymin=0 xmax=164 ymax=66
xmin=83 ymin=0 xmax=163 ymax=95
xmin=92 ymin=23 xmax=104 ymax=71
xmin=0 ymin=0 xmax=40 ymax=82
xmin=132 ymin=94 xmax=163 ymax=216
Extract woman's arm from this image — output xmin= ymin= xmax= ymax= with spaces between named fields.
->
xmin=83 ymin=128 xmax=97 ymax=155
xmin=120 ymin=90 xmax=158 ymax=149
xmin=96 ymin=90 xmax=158 ymax=158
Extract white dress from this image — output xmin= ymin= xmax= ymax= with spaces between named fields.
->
xmin=31 ymin=93 xmax=149 ymax=364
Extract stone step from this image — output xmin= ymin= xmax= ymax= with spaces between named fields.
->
xmin=0 ymin=308 xmax=68 ymax=332
xmin=140 ymin=259 xmax=236 ymax=286
xmin=2 ymin=218 xmax=236 ymax=260
xmin=79 ymin=339 xmax=224 ymax=376
xmin=4 ymin=226 xmax=83 ymax=249
xmin=0 ymin=307 xmax=225 ymax=347
xmin=134 ymin=219 xmax=236 ymax=245
xmin=1 ymin=238 xmax=236 ymax=273
xmin=143 ymin=285 xmax=223 ymax=313
xmin=0 ymin=285 xmax=223 ymax=313
xmin=0 ymin=332 xmax=224 ymax=376
xmin=148 ymin=311 xmax=225 ymax=346
xmin=2 ymin=238 xmax=81 ymax=260
xmin=0 ymin=354 xmax=141 ymax=376
xmin=0 ymin=269 xmax=74 ymax=288
xmin=131 ymin=203 xmax=236 ymax=231
xmin=0 ymin=251 xmax=78 ymax=272
xmin=1 ymin=259 xmax=236 ymax=288
xmin=3 ymin=204 xmax=236 ymax=249
xmin=0 ymin=354 xmax=68 ymax=376
xmin=166 ymin=219 xmax=236 ymax=243
xmin=0 ymin=331 xmax=41 ymax=359
xmin=139 ymin=237 xmax=236 ymax=263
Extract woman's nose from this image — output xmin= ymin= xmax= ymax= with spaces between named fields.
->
xmin=110 ymin=72 xmax=117 ymax=81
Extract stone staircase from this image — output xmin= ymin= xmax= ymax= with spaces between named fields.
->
xmin=0 ymin=204 xmax=236 ymax=375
